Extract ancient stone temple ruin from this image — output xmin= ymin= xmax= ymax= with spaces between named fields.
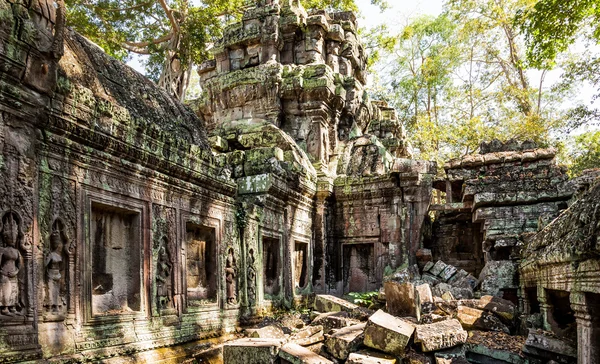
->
xmin=0 ymin=0 xmax=599 ymax=362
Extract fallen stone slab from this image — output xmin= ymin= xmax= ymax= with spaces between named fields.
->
xmin=414 ymin=319 xmax=467 ymax=352
xmin=435 ymin=357 xmax=469 ymax=364
xmin=291 ymin=325 xmax=324 ymax=341
xmin=477 ymin=295 xmax=516 ymax=322
xmin=279 ymin=343 xmax=334 ymax=364
xmin=223 ymin=338 xmax=285 ymax=364
xmin=464 ymin=331 xmax=528 ymax=364
xmin=324 ymin=323 xmax=365 ymax=360
xmin=430 ymin=261 xmax=448 ymax=276
xmin=405 ymin=350 xmax=434 ymax=364
xmin=416 ymin=283 xmax=434 ymax=321
xmin=347 ymin=350 xmax=397 ymax=364
xmin=423 ymin=261 xmax=435 ymax=273
xmin=416 ymin=248 xmax=433 ymax=270
xmin=421 ymin=273 xmax=441 ymax=286
xmin=439 ymin=265 xmax=458 ymax=282
xmin=314 ymin=294 xmax=360 ymax=313
xmin=456 ymin=306 xmax=510 ymax=333
xmin=522 ymin=330 xmax=576 ymax=362
xmin=384 ymin=281 xmax=416 ymax=317
xmin=248 ymin=325 xmax=286 ymax=339
xmin=363 ymin=310 xmax=415 ymax=356
xmin=312 ymin=311 xmax=359 ymax=332
xmin=447 ymin=270 xmax=469 ymax=285
xmin=292 ymin=333 xmax=325 ymax=347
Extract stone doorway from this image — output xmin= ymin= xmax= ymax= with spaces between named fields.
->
xmin=342 ymin=243 xmax=376 ymax=294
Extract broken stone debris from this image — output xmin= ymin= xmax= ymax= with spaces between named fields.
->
xmin=279 ymin=343 xmax=334 ymax=364
xmin=347 ymin=350 xmax=397 ymax=364
xmin=324 ymin=323 xmax=366 ymax=359
xmin=456 ymin=306 xmax=510 ymax=334
xmin=363 ymin=310 xmax=415 ymax=355
xmin=223 ymin=338 xmax=285 ymax=364
xmin=414 ymin=319 xmax=467 ymax=352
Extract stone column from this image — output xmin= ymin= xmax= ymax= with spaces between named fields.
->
xmin=537 ymin=287 xmax=554 ymax=332
xmin=570 ymin=291 xmax=600 ymax=364
xmin=312 ymin=179 xmax=332 ymax=294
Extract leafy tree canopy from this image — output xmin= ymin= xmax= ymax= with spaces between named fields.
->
xmin=519 ymin=0 xmax=600 ymax=68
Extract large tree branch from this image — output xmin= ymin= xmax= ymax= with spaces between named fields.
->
xmin=123 ymin=33 xmax=173 ymax=48
xmin=158 ymin=0 xmax=180 ymax=33
xmin=121 ymin=43 xmax=151 ymax=54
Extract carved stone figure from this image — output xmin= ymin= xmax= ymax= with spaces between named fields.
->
xmin=0 ymin=211 xmax=23 ymax=316
xmin=156 ymin=238 xmax=173 ymax=310
xmin=247 ymin=249 xmax=256 ymax=305
xmin=45 ymin=221 xmax=65 ymax=314
xmin=225 ymin=248 xmax=237 ymax=305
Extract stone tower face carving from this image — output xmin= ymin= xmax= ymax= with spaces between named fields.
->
xmin=44 ymin=219 xmax=68 ymax=316
xmin=225 ymin=248 xmax=237 ymax=305
xmin=0 ymin=211 xmax=24 ymax=316
xmin=156 ymin=237 xmax=174 ymax=310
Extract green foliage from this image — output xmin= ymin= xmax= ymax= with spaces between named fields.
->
xmin=568 ymin=131 xmax=600 ymax=177
xmin=347 ymin=291 xmax=379 ymax=308
xmin=519 ymin=0 xmax=600 ymax=69
xmin=373 ymin=0 xmax=574 ymax=166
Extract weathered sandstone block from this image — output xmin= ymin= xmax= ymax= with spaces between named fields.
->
xmin=363 ymin=310 xmax=415 ymax=355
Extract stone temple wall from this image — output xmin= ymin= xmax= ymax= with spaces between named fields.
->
xmin=0 ymin=0 xmax=436 ymax=361
xmin=0 ymin=0 xmax=244 ymax=361
xmin=430 ymin=140 xmax=573 ymax=302
xmin=195 ymin=0 xmax=435 ymax=296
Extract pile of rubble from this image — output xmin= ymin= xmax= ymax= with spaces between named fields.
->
xmin=221 ymin=251 xmax=579 ymax=364
xmin=223 ymin=292 xmax=530 ymax=364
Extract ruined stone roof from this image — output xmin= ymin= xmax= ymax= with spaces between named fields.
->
xmin=58 ymin=29 xmax=210 ymax=149
xmin=521 ymin=178 xmax=600 ymax=267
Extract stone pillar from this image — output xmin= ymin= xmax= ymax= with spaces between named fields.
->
xmin=312 ymin=179 xmax=332 ymax=293
xmin=570 ymin=291 xmax=600 ymax=364
xmin=538 ymin=287 xmax=554 ymax=332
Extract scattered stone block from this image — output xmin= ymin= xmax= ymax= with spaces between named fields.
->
xmin=347 ymin=350 xmax=397 ymax=364
xmin=312 ymin=311 xmax=359 ymax=332
xmin=416 ymin=283 xmax=434 ymax=321
xmin=279 ymin=343 xmax=334 ymax=364
xmin=416 ymin=248 xmax=433 ymax=270
xmin=314 ymin=294 xmax=359 ymax=313
xmin=447 ymin=270 xmax=469 ymax=285
xmin=248 ymin=325 xmax=286 ymax=339
xmin=363 ymin=310 xmax=415 ymax=356
xmin=477 ymin=295 xmax=516 ymax=322
xmin=324 ymin=323 xmax=365 ymax=360
xmin=456 ymin=306 xmax=510 ymax=333
xmin=293 ymin=333 xmax=325 ymax=347
xmin=477 ymin=261 xmax=518 ymax=296
xmin=441 ymin=291 xmax=455 ymax=302
xmin=430 ymin=261 xmax=448 ymax=276
xmin=421 ymin=273 xmax=441 ymax=286
xmin=414 ymin=319 xmax=467 ymax=352
xmin=435 ymin=358 xmax=469 ymax=364
xmin=439 ymin=265 xmax=458 ymax=282
xmin=223 ymin=338 xmax=285 ymax=364
xmin=291 ymin=325 xmax=323 ymax=341
xmin=384 ymin=281 xmax=416 ymax=317
xmin=405 ymin=350 xmax=434 ymax=364
xmin=423 ymin=261 xmax=435 ymax=273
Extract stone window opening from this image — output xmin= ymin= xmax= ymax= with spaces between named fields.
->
xmin=185 ymin=224 xmax=217 ymax=304
xmin=90 ymin=203 xmax=141 ymax=316
xmin=263 ymin=236 xmax=281 ymax=296
xmin=526 ymin=287 xmax=540 ymax=314
xmin=547 ymin=289 xmax=577 ymax=339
